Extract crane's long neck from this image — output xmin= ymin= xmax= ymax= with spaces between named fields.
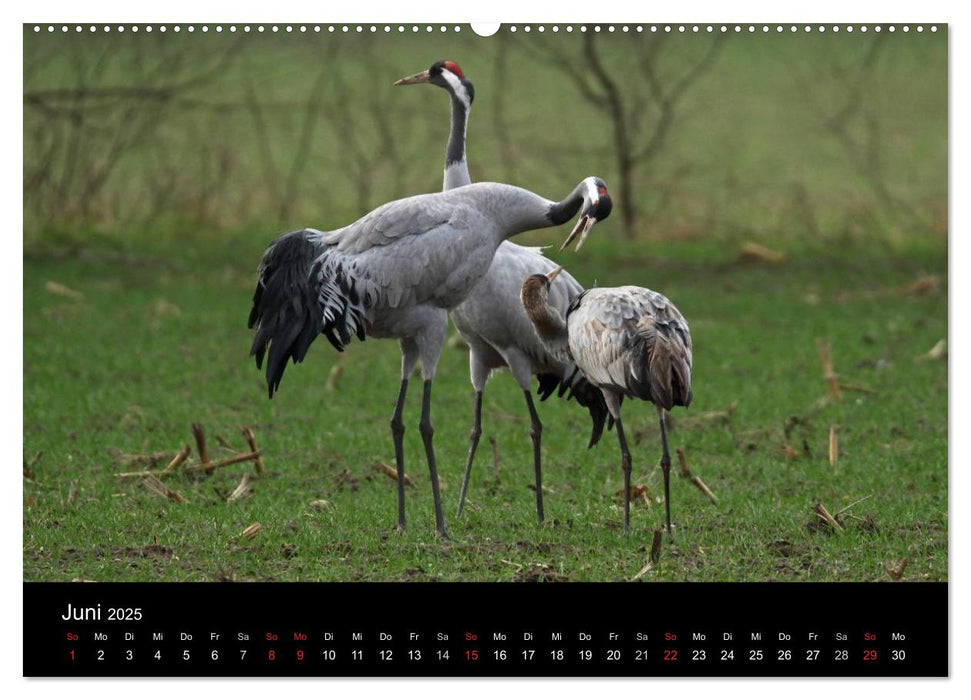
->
xmin=443 ymin=87 xmax=471 ymax=190
xmin=488 ymin=179 xmax=589 ymax=242
xmin=546 ymin=180 xmax=589 ymax=227
xmin=521 ymin=279 xmax=572 ymax=364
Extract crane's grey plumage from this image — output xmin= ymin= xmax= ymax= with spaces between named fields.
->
xmin=396 ymin=60 xmax=611 ymax=522
xmin=566 ymin=287 xmax=693 ymax=410
xmin=249 ymin=175 xmax=610 ymax=538
xmin=521 ymin=271 xmax=693 ymax=537
xmin=450 ymin=245 xmax=612 ymax=520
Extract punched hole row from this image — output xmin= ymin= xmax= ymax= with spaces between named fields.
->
xmin=31 ymin=24 xmax=940 ymax=35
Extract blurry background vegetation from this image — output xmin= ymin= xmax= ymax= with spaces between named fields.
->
xmin=24 ymin=26 xmax=946 ymax=255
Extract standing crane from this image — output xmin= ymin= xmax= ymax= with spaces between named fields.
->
xmin=248 ymin=179 xmax=612 ymax=539
xmin=395 ymin=60 xmax=611 ymax=523
xmin=520 ymin=268 xmax=693 ymax=537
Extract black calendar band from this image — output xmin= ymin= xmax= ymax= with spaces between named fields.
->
xmin=24 ymin=581 xmax=947 ymax=677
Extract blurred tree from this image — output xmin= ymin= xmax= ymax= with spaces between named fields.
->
xmin=323 ymin=36 xmax=416 ymax=216
xmin=242 ymin=41 xmax=338 ymax=224
xmin=23 ymin=35 xmax=246 ymax=237
xmin=519 ymin=32 xmax=725 ymax=238
xmin=22 ymin=29 xmax=944 ymax=252
xmin=778 ymin=34 xmax=932 ymax=236
xmin=491 ymin=30 xmax=518 ymax=184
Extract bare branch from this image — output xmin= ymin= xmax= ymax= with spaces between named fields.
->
xmin=492 ymin=30 xmax=517 ymax=183
xmin=633 ymin=34 xmax=725 ymax=165
xmin=24 ymin=37 xmax=246 ymax=107
xmin=516 ymin=35 xmax=609 ymax=105
xmin=242 ymin=54 xmax=283 ymax=210
xmin=278 ymin=44 xmax=336 ymax=223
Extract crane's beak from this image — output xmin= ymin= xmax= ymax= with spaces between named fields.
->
xmin=394 ymin=70 xmax=431 ymax=86
xmin=545 ymin=265 xmax=565 ymax=284
xmin=559 ymin=214 xmax=598 ymax=252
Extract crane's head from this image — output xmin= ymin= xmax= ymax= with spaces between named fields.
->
xmin=560 ymin=177 xmax=612 ymax=252
xmin=521 ymin=266 xmax=569 ymax=337
xmin=394 ymin=60 xmax=475 ymax=107
xmin=544 ymin=265 xmax=565 ymax=285
xmin=521 ymin=265 xmax=565 ymax=304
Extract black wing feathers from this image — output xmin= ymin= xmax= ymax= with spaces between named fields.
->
xmin=248 ymin=230 xmax=367 ymax=398
xmin=535 ymin=368 xmax=611 ymax=449
xmin=248 ymin=231 xmax=323 ymax=397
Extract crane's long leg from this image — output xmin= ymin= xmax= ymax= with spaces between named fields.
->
xmin=614 ymin=415 xmax=633 ymax=539
xmin=457 ymin=390 xmax=483 ymax=518
xmin=523 ymin=390 xmax=545 ymax=524
xmin=657 ymin=405 xmax=673 ymax=537
xmin=601 ymin=390 xmax=631 ymax=538
xmin=419 ymin=379 xmax=449 ymax=538
xmin=390 ymin=378 xmax=409 ymax=532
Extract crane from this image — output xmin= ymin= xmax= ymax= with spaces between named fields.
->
xmin=248 ymin=180 xmax=612 ymax=539
xmin=395 ymin=60 xmax=611 ymax=523
xmin=520 ymin=268 xmax=693 ymax=537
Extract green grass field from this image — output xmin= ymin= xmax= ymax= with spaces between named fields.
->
xmin=22 ymin=238 xmax=947 ymax=582
xmin=23 ymin=26 xmax=947 ymax=582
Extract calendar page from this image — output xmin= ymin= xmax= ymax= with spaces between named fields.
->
xmin=22 ymin=20 xmax=947 ymax=677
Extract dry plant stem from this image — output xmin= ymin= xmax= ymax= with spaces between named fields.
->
xmin=885 ymin=558 xmax=908 ymax=580
xmin=374 ymin=461 xmax=413 ymax=486
xmin=675 ymin=446 xmax=718 ymax=504
xmin=676 ymin=446 xmax=691 ymax=477
xmin=141 ymin=475 xmax=186 ymax=503
xmin=815 ymin=338 xmax=841 ymax=399
xmin=813 ymin=501 xmax=844 ymax=532
xmin=739 ymin=242 xmax=786 ymax=263
xmin=191 ymin=423 xmax=209 ymax=467
xmin=115 ymin=450 xmax=176 ymax=466
xmin=326 ymin=364 xmax=344 ymax=390
xmin=215 ymin=434 xmax=234 ymax=451
xmin=839 ymin=382 xmax=876 ymax=395
xmin=228 ymin=473 xmax=251 ymax=502
xmin=241 ymin=426 xmax=264 ymax=474
xmin=689 ymin=476 xmax=718 ymax=504
xmin=162 ymin=444 xmax=192 ymax=474
xmin=833 ymin=494 xmax=873 ymax=517
xmin=650 ymin=528 xmax=663 ymax=564
xmin=238 ymin=523 xmax=262 ymax=540
xmin=183 ymin=450 xmax=262 ymax=473
xmin=688 ymin=401 xmax=738 ymax=423
xmin=45 ymin=281 xmax=83 ymax=300
xmin=631 ymin=560 xmax=654 ymax=581
xmin=632 ymin=529 xmax=665 ymax=581
xmin=829 ymin=426 xmax=839 ymax=468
